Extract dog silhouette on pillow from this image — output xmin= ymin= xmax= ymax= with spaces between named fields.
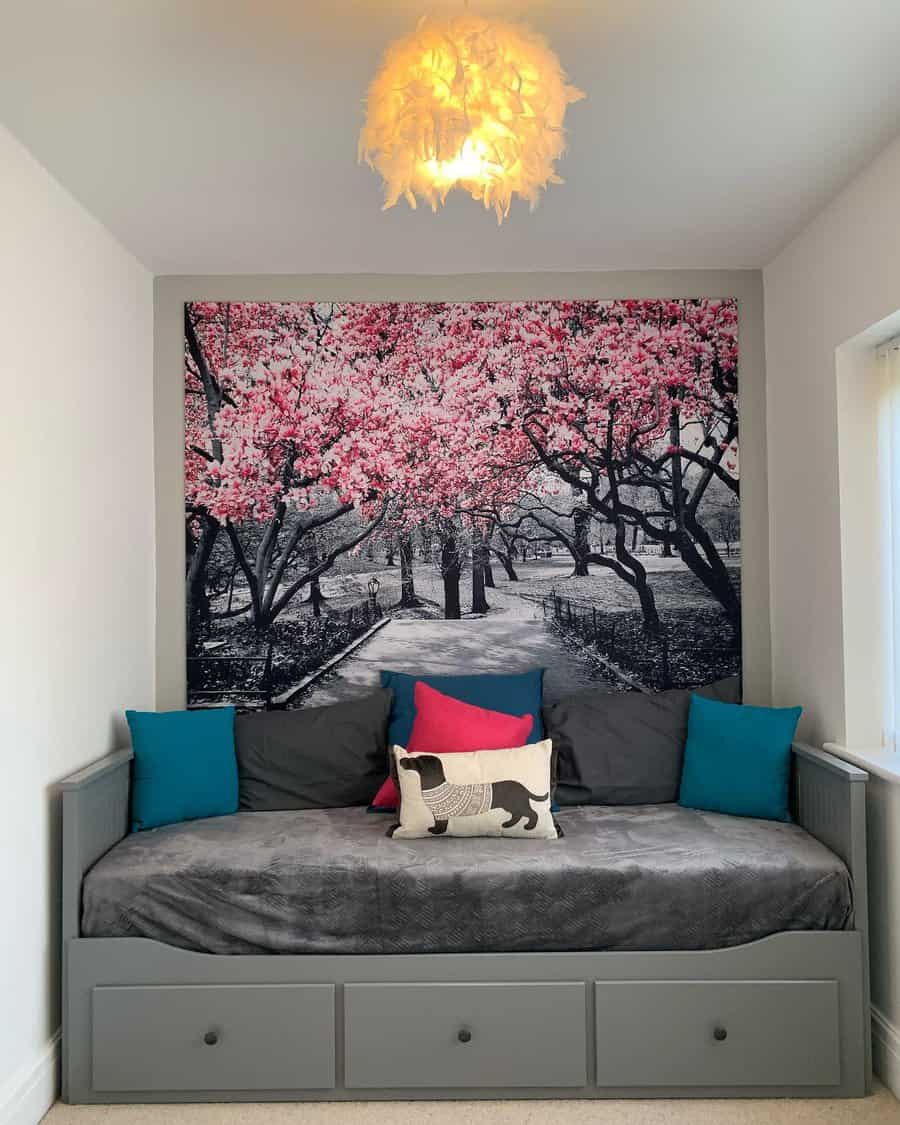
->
xmin=399 ymin=753 xmax=549 ymax=835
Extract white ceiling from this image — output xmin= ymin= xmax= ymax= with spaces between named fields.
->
xmin=2 ymin=1 xmax=900 ymax=275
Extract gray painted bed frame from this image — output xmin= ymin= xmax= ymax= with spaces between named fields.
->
xmin=60 ymin=742 xmax=871 ymax=1103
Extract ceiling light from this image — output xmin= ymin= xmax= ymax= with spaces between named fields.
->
xmin=359 ymin=14 xmax=584 ymax=223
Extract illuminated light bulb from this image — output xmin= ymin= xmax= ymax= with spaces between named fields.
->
xmin=358 ymin=14 xmax=585 ymax=223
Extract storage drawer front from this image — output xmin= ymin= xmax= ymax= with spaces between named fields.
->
xmin=92 ymin=984 xmax=335 ymax=1092
xmin=345 ymin=981 xmax=587 ymax=1088
xmin=595 ymin=980 xmax=840 ymax=1087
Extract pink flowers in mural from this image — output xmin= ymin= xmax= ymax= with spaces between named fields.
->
xmin=185 ymin=299 xmax=739 ymax=709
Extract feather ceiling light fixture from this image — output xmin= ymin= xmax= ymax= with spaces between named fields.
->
xmin=358 ymin=13 xmax=584 ymax=223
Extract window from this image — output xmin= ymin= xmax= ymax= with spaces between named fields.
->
xmin=878 ymin=336 xmax=900 ymax=751
xmin=830 ymin=319 xmax=900 ymax=778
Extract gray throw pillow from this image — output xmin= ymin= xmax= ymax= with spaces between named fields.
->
xmin=235 ymin=689 xmax=393 ymax=811
xmin=545 ymin=677 xmax=741 ymax=806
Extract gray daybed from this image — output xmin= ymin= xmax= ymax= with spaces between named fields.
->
xmin=61 ymin=742 xmax=871 ymax=1103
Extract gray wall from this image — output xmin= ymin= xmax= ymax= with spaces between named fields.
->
xmin=154 ymin=271 xmax=769 ymax=709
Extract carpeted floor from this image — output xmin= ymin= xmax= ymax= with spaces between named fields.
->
xmin=43 ymin=1083 xmax=900 ymax=1125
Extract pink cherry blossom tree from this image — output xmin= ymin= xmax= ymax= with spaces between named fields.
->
xmin=332 ymin=301 xmax=539 ymax=618
xmin=185 ymin=297 xmax=739 ymax=649
xmin=504 ymin=298 xmax=740 ymax=635
xmin=185 ymin=301 xmax=392 ymax=637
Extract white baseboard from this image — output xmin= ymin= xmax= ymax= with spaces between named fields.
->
xmin=873 ymin=1005 xmax=900 ymax=1099
xmin=0 ymin=1033 xmax=59 ymax=1125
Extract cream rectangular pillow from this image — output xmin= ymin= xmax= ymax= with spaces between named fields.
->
xmin=391 ymin=741 xmax=558 ymax=840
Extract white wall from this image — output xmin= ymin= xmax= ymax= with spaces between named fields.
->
xmin=0 ymin=126 xmax=155 ymax=1124
xmin=764 ymin=132 xmax=900 ymax=1092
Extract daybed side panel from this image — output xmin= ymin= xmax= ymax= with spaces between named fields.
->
xmin=792 ymin=741 xmax=871 ymax=1090
xmin=61 ymin=748 xmax=132 ymax=942
xmin=61 ymin=748 xmax=131 ymax=1100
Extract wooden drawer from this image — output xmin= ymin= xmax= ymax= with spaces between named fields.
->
xmin=91 ymin=984 xmax=335 ymax=1092
xmin=344 ymin=981 xmax=587 ymax=1089
xmin=595 ymin=980 xmax=841 ymax=1088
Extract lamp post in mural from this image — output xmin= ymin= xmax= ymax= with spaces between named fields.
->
xmin=367 ymin=575 xmax=380 ymax=619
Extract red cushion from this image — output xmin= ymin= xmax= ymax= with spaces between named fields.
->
xmin=369 ymin=682 xmax=534 ymax=809
xmin=407 ymin=682 xmax=533 ymax=753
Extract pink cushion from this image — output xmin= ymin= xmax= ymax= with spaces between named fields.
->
xmin=369 ymin=682 xmax=534 ymax=809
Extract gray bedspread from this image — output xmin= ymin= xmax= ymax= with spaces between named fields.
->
xmin=81 ymin=805 xmax=853 ymax=955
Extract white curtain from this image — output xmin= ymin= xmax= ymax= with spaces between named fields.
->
xmin=878 ymin=337 xmax=900 ymax=750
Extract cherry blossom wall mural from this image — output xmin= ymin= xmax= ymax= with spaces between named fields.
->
xmin=184 ymin=299 xmax=740 ymax=710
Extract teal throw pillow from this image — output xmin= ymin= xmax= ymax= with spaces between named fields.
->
xmin=678 ymin=695 xmax=802 ymax=822
xmin=125 ymin=707 xmax=238 ymax=831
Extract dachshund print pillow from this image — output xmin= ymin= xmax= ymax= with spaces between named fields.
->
xmin=391 ymin=741 xmax=558 ymax=839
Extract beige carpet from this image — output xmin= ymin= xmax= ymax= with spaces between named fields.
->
xmin=43 ymin=1083 xmax=900 ymax=1125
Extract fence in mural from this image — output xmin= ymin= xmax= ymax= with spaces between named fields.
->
xmin=188 ymin=598 xmax=383 ymax=708
xmin=539 ymin=590 xmax=739 ymax=691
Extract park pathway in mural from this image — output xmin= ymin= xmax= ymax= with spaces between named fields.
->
xmin=298 ymin=568 xmax=602 ymax=709
xmin=185 ymin=299 xmax=741 ymax=710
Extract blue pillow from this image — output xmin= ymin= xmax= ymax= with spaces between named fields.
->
xmin=125 ymin=707 xmax=238 ymax=832
xmin=379 ymin=668 xmax=545 ymax=750
xmin=678 ymin=695 xmax=802 ymax=822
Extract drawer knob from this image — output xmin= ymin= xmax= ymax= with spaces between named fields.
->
xmin=713 ymin=1026 xmax=728 ymax=1042
xmin=457 ymin=1028 xmax=472 ymax=1044
xmin=203 ymin=1030 xmax=219 ymax=1046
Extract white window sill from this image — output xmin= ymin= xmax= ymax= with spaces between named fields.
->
xmin=822 ymin=742 xmax=900 ymax=784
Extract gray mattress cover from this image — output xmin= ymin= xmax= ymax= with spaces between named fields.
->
xmin=81 ymin=805 xmax=853 ymax=955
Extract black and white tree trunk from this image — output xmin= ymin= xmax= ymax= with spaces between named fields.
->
xmin=186 ymin=513 xmax=219 ymax=649
xmin=471 ymin=527 xmax=490 ymax=614
xmin=439 ymin=522 xmax=462 ymax=620
xmin=399 ymin=532 xmax=418 ymax=607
